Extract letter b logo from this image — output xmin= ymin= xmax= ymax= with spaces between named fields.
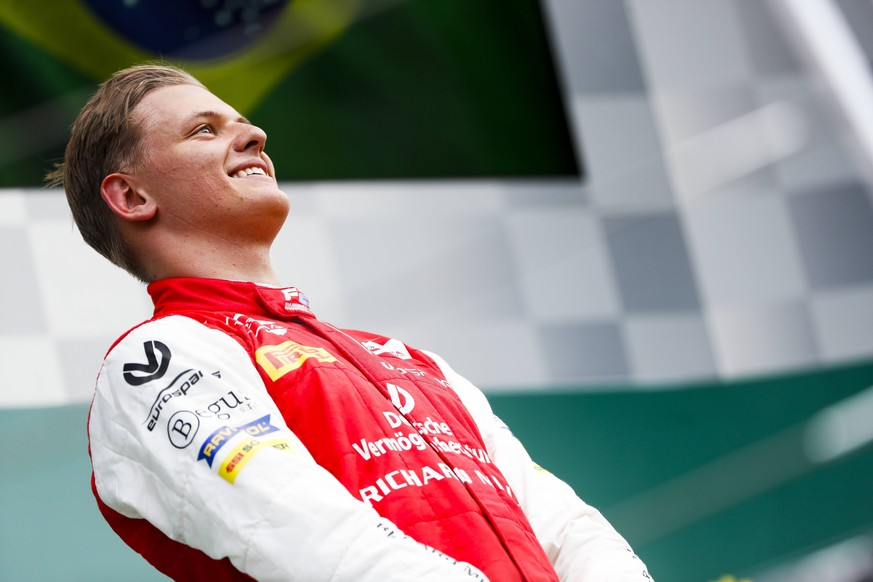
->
xmin=167 ymin=411 xmax=200 ymax=449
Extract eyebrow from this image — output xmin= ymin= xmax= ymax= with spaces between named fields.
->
xmin=182 ymin=110 xmax=251 ymax=129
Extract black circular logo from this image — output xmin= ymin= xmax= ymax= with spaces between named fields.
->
xmin=167 ymin=410 xmax=200 ymax=449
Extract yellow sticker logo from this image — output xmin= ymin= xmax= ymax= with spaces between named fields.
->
xmin=219 ymin=437 xmax=294 ymax=484
xmin=255 ymin=341 xmax=338 ymax=381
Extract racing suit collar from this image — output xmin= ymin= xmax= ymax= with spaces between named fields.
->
xmin=148 ymin=277 xmax=314 ymax=320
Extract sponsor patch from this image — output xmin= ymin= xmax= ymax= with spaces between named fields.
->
xmin=281 ymin=287 xmax=309 ymax=311
xmin=167 ymin=410 xmax=200 ymax=449
xmin=144 ymin=370 xmax=203 ymax=430
xmin=198 ymin=415 xmax=280 ymax=467
xmin=255 ymin=340 xmax=338 ymax=380
xmin=387 ymin=383 xmax=415 ymax=414
xmin=195 ymin=390 xmax=254 ymax=421
xmin=228 ymin=314 xmax=288 ymax=337
xmin=362 ymin=338 xmax=412 ymax=360
xmin=124 ymin=340 xmax=171 ymax=386
xmin=218 ymin=437 xmax=294 ymax=484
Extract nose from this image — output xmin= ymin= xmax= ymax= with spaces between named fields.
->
xmin=233 ymin=121 xmax=267 ymax=153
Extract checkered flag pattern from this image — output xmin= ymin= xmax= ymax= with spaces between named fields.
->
xmin=2 ymin=0 xmax=873 ymax=408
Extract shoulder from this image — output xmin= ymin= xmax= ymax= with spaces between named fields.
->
xmin=91 ymin=314 xmax=274 ymax=453
xmin=98 ymin=315 xmax=260 ymax=414
xmin=105 ymin=314 xmax=243 ymax=366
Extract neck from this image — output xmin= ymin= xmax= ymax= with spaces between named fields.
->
xmin=138 ymin=231 xmax=281 ymax=285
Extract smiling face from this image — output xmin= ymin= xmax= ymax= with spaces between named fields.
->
xmin=128 ymin=83 xmax=289 ymax=246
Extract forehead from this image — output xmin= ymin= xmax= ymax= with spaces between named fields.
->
xmin=134 ymin=84 xmax=239 ymax=132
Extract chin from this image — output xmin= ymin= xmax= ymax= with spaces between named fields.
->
xmin=262 ymin=188 xmax=291 ymax=225
xmin=270 ymin=187 xmax=291 ymax=216
xmin=248 ymin=182 xmax=289 ymax=209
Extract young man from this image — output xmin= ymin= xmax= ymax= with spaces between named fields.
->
xmin=49 ymin=64 xmax=652 ymax=581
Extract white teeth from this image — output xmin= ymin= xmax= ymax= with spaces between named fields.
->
xmin=233 ymin=166 xmax=267 ymax=178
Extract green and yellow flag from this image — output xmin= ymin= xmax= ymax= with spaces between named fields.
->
xmin=0 ymin=0 xmax=578 ymax=185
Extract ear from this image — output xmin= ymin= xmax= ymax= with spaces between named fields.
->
xmin=101 ymin=173 xmax=156 ymax=222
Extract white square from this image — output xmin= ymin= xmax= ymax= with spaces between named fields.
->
xmin=0 ymin=191 xmax=27 ymax=225
xmin=314 ymin=180 xmax=503 ymax=217
xmin=27 ymin=221 xmax=151 ymax=338
xmin=627 ymin=0 xmax=754 ymax=90
xmin=0 ymin=335 xmax=66 ymax=407
xmin=573 ymin=95 xmax=673 ymax=211
xmin=625 ymin=313 xmax=716 ymax=382
xmin=709 ymin=301 xmax=818 ymax=377
xmin=506 ymin=208 xmax=619 ymax=321
xmin=684 ymin=193 xmax=806 ymax=308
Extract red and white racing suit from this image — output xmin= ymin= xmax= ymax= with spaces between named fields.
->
xmin=89 ymin=277 xmax=651 ymax=581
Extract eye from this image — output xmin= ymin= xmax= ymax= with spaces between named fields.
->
xmin=194 ymin=124 xmax=214 ymax=135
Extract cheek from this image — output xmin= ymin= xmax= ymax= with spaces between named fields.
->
xmin=144 ymin=152 xmax=189 ymax=179
xmin=168 ymin=157 xmax=226 ymax=188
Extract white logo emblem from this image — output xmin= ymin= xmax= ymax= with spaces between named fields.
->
xmin=387 ymin=383 xmax=415 ymax=414
xmin=362 ymin=339 xmax=412 ymax=360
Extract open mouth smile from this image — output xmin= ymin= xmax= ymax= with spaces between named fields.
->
xmin=233 ymin=166 xmax=268 ymax=178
